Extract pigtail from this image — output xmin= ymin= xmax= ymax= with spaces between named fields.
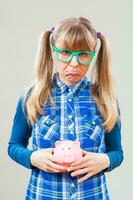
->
xmin=92 ymin=35 xmax=119 ymax=132
xmin=25 ymin=30 xmax=55 ymax=125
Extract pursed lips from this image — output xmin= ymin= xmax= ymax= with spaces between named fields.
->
xmin=65 ymin=72 xmax=80 ymax=76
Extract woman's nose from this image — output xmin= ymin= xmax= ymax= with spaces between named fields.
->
xmin=69 ymin=55 xmax=79 ymax=66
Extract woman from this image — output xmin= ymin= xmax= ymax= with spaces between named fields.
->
xmin=8 ymin=17 xmax=124 ymax=199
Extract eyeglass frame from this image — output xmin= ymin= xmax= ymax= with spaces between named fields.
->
xmin=52 ymin=46 xmax=96 ymax=66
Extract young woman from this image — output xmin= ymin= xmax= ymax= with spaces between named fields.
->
xmin=8 ymin=17 xmax=124 ymax=199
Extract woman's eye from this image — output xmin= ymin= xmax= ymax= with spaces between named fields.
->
xmin=61 ymin=50 xmax=71 ymax=55
xmin=79 ymin=52 xmax=88 ymax=56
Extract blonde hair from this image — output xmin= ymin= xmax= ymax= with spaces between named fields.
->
xmin=22 ymin=17 xmax=120 ymax=132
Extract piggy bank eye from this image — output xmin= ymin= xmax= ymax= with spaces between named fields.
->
xmin=61 ymin=148 xmax=65 ymax=150
xmin=68 ymin=147 xmax=71 ymax=150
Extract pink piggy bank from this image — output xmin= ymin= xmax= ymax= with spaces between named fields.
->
xmin=53 ymin=140 xmax=83 ymax=167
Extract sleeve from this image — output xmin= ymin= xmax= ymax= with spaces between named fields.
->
xmin=103 ymin=105 xmax=124 ymax=172
xmin=7 ymin=96 xmax=36 ymax=169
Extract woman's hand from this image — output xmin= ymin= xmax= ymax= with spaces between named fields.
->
xmin=67 ymin=150 xmax=110 ymax=184
xmin=30 ymin=148 xmax=68 ymax=173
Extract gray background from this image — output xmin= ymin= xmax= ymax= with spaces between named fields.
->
xmin=0 ymin=0 xmax=132 ymax=199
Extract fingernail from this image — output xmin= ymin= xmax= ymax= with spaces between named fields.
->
xmin=54 ymin=169 xmax=58 ymax=172
xmin=71 ymin=173 xmax=75 ymax=177
xmin=67 ymin=168 xmax=72 ymax=172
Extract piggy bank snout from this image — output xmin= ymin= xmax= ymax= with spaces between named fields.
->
xmin=63 ymin=154 xmax=74 ymax=162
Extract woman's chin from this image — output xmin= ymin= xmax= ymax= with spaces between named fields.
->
xmin=65 ymin=75 xmax=81 ymax=84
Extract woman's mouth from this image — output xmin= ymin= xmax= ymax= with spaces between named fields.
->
xmin=66 ymin=72 xmax=80 ymax=76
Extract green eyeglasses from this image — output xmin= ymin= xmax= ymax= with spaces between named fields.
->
xmin=52 ymin=46 xmax=96 ymax=66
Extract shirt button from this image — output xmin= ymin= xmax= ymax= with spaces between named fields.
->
xmin=70 ymin=183 xmax=75 ymax=188
xmin=46 ymin=120 xmax=49 ymax=124
xmin=68 ymin=88 xmax=71 ymax=92
xmin=68 ymin=125 xmax=71 ymax=129
xmin=69 ymin=115 xmax=73 ymax=119
xmin=70 ymin=131 xmax=73 ymax=134
xmin=92 ymin=121 xmax=95 ymax=125
xmin=68 ymin=99 xmax=72 ymax=102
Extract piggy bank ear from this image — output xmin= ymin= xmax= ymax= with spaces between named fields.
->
xmin=73 ymin=141 xmax=80 ymax=147
xmin=55 ymin=141 xmax=62 ymax=147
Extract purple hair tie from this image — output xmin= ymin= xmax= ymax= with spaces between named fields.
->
xmin=50 ymin=26 xmax=55 ymax=33
xmin=97 ymin=32 xmax=102 ymax=38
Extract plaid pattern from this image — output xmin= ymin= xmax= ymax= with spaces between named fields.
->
xmin=26 ymin=72 xmax=109 ymax=200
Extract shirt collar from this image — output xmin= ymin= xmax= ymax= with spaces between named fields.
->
xmin=52 ymin=72 xmax=89 ymax=94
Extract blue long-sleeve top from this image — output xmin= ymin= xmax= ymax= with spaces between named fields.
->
xmin=7 ymin=74 xmax=124 ymax=172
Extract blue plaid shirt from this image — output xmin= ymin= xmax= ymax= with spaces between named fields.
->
xmin=26 ymin=72 xmax=110 ymax=200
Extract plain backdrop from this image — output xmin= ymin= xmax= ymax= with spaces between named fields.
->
xmin=0 ymin=0 xmax=132 ymax=199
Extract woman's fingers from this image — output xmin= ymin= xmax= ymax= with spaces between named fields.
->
xmin=68 ymin=156 xmax=91 ymax=171
xmin=41 ymin=149 xmax=68 ymax=172
xmin=70 ymin=152 xmax=91 ymax=167
xmin=70 ymin=167 xmax=91 ymax=177
xmin=47 ymin=160 xmax=68 ymax=171
xmin=49 ymin=153 xmax=62 ymax=163
xmin=77 ymin=171 xmax=94 ymax=184
xmin=44 ymin=165 xmax=61 ymax=173
xmin=30 ymin=148 xmax=68 ymax=173
xmin=38 ymin=159 xmax=67 ymax=173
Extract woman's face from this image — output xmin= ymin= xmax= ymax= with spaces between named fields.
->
xmin=51 ymin=42 xmax=89 ymax=86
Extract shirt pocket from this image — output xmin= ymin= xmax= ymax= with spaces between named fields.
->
xmin=33 ymin=114 xmax=60 ymax=146
xmin=82 ymin=114 xmax=105 ymax=151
